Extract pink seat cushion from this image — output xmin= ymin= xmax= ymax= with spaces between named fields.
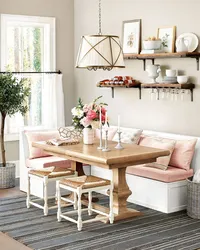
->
xmin=126 ymin=165 xmax=193 ymax=183
xmin=169 ymin=139 xmax=197 ymax=170
xmin=25 ymin=131 xmax=60 ymax=159
xmin=26 ymin=156 xmax=71 ymax=170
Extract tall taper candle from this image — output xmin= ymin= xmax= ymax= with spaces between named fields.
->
xmin=99 ymin=106 xmax=102 ymax=125
xmin=118 ymin=115 xmax=120 ymax=132
xmin=105 ymin=111 xmax=107 ymax=125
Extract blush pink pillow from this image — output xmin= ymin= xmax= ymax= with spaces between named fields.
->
xmin=95 ymin=127 xmax=117 ymax=140
xmin=169 ymin=139 xmax=197 ymax=170
xmin=139 ymin=135 xmax=175 ymax=167
xmin=25 ymin=131 xmax=60 ymax=159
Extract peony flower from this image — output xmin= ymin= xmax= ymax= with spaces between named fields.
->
xmin=101 ymin=107 xmax=106 ymax=115
xmin=80 ymin=117 xmax=91 ymax=128
xmin=83 ymin=104 xmax=91 ymax=113
xmin=71 ymin=107 xmax=84 ymax=118
xmin=87 ymin=110 xmax=97 ymax=120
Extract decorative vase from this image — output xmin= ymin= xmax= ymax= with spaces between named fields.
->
xmin=146 ymin=64 xmax=161 ymax=83
xmin=176 ymin=37 xmax=188 ymax=52
xmin=83 ymin=128 xmax=94 ymax=145
xmin=0 ymin=163 xmax=16 ymax=189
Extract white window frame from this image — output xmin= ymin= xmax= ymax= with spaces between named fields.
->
xmin=0 ymin=14 xmax=56 ymax=141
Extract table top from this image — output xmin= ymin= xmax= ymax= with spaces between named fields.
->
xmin=32 ymin=140 xmax=170 ymax=169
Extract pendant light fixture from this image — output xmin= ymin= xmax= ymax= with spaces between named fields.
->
xmin=76 ymin=0 xmax=125 ymax=71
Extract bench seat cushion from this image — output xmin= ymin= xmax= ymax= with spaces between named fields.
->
xmin=26 ymin=156 xmax=71 ymax=170
xmin=126 ymin=165 xmax=193 ymax=183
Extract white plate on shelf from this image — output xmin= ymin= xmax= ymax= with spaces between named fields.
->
xmin=176 ymin=33 xmax=199 ymax=52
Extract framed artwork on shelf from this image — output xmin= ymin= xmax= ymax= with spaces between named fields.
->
xmin=157 ymin=26 xmax=176 ymax=53
xmin=122 ymin=19 xmax=141 ymax=55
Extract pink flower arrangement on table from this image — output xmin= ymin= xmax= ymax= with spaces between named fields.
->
xmin=71 ymin=96 xmax=108 ymax=130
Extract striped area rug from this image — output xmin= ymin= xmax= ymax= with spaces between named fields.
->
xmin=1 ymin=194 xmax=200 ymax=250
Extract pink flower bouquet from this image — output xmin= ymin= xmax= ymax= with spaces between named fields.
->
xmin=71 ymin=96 xmax=107 ymax=130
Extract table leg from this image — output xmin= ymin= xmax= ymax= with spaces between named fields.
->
xmin=90 ymin=167 xmax=142 ymax=223
xmin=111 ymin=167 xmax=142 ymax=221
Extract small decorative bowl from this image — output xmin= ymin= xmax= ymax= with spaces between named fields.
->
xmin=143 ymin=40 xmax=162 ymax=50
xmin=177 ymin=75 xmax=188 ymax=84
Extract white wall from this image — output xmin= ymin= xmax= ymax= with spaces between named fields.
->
xmin=74 ymin=0 xmax=200 ymax=136
xmin=0 ymin=0 xmax=74 ymax=161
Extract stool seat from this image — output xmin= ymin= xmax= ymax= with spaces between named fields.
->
xmin=57 ymin=175 xmax=113 ymax=231
xmin=60 ymin=175 xmax=111 ymax=189
xmin=29 ymin=167 xmax=75 ymax=179
xmin=27 ymin=166 xmax=77 ymax=216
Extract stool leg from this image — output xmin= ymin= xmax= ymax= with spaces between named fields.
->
xmin=43 ymin=176 xmax=48 ymax=216
xmin=77 ymin=187 xmax=82 ymax=231
xmin=88 ymin=191 xmax=92 ymax=216
xmin=57 ymin=181 xmax=61 ymax=222
xmin=26 ymin=173 xmax=31 ymax=209
xmin=109 ymin=185 xmax=114 ymax=224
xmin=74 ymin=192 xmax=77 ymax=210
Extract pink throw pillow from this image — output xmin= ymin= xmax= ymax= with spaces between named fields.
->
xmin=25 ymin=130 xmax=60 ymax=159
xmin=95 ymin=127 xmax=117 ymax=140
xmin=139 ymin=135 xmax=175 ymax=167
xmin=169 ymin=139 xmax=197 ymax=170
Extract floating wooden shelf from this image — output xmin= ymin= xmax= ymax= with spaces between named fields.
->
xmin=97 ymin=83 xmax=141 ymax=98
xmin=141 ymin=83 xmax=195 ymax=101
xmin=97 ymin=82 xmax=195 ymax=101
xmin=124 ymin=52 xmax=200 ymax=71
xmin=141 ymin=83 xmax=195 ymax=89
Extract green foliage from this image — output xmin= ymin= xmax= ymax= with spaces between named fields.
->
xmin=0 ymin=73 xmax=31 ymax=166
xmin=0 ymin=73 xmax=30 ymax=117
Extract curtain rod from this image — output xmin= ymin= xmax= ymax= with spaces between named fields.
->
xmin=0 ymin=70 xmax=62 ymax=74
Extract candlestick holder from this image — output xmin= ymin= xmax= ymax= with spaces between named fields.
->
xmin=97 ymin=124 xmax=103 ymax=150
xmin=102 ymin=129 xmax=110 ymax=152
xmin=115 ymin=131 xmax=124 ymax=150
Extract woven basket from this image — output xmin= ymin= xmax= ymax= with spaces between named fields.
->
xmin=0 ymin=163 xmax=15 ymax=189
xmin=187 ymin=177 xmax=200 ymax=219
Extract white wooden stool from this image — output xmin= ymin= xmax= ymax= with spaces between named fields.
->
xmin=56 ymin=175 xmax=114 ymax=231
xmin=27 ymin=167 xmax=77 ymax=216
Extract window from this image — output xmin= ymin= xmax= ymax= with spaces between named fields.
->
xmin=1 ymin=14 xmax=55 ymax=133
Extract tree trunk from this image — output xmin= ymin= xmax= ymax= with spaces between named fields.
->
xmin=0 ymin=113 xmax=6 ymax=166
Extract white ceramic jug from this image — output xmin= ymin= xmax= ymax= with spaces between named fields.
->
xmin=146 ymin=64 xmax=161 ymax=83
xmin=176 ymin=37 xmax=188 ymax=52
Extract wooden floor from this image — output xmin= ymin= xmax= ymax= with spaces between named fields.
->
xmin=0 ymin=179 xmax=31 ymax=250
xmin=0 ymin=179 xmax=24 ymax=198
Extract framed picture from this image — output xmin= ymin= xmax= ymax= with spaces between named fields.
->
xmin=122 ymin=19 xmax=141 ymax=55
xmin=157 ymin=26 xmax=176 ymax=53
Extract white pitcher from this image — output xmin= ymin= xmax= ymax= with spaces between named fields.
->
xmin=176 ymin=37 xmax=188 ymax=52
xmin=146 ymin=65 xmax=161 ymax=83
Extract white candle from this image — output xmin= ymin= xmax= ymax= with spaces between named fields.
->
xmin=118 ymin=115 xmax=120 ymax=131
xmin=99 ymin=106 xmax=102 ymax=125
xmin=105 ymin=111 xmax=108 ymax=125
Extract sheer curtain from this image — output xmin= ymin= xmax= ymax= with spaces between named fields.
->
xmin=42 ymin=73 xmax=65 ymax=129
xmin=3 ymin=73 xmax=65 ymax=134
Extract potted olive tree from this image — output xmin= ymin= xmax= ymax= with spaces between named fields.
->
xmin=0 ymin=73 xmax=30 ymax=188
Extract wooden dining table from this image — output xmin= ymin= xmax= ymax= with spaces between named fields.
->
xmin=32 ymin=140 xmax=170 ymax=222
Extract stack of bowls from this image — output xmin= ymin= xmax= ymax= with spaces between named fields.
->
xmin=163 ymin=70 xmax=177 ymax=83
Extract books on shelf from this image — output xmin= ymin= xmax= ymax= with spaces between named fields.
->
xmin=140 ymin=49 xmax=164 ymax=54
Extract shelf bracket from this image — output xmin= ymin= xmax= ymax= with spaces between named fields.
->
xmin=139 ymin=87 xmax=141 ymax=99
xmin=190 ymin=89 xmax=194 ymax=102
xmin=196 ymin=57 xmax=199 ymax=71
xmin=143 ymin=59 xmax=146 ymax=71
xmin=111 ymin=87 xmax=114 ymax=98
xmin=152 ymin=59 xmax=155 ymax=65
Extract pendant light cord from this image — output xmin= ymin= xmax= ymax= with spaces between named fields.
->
xmin=99 ymin=0 xmax=102 ymax=35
